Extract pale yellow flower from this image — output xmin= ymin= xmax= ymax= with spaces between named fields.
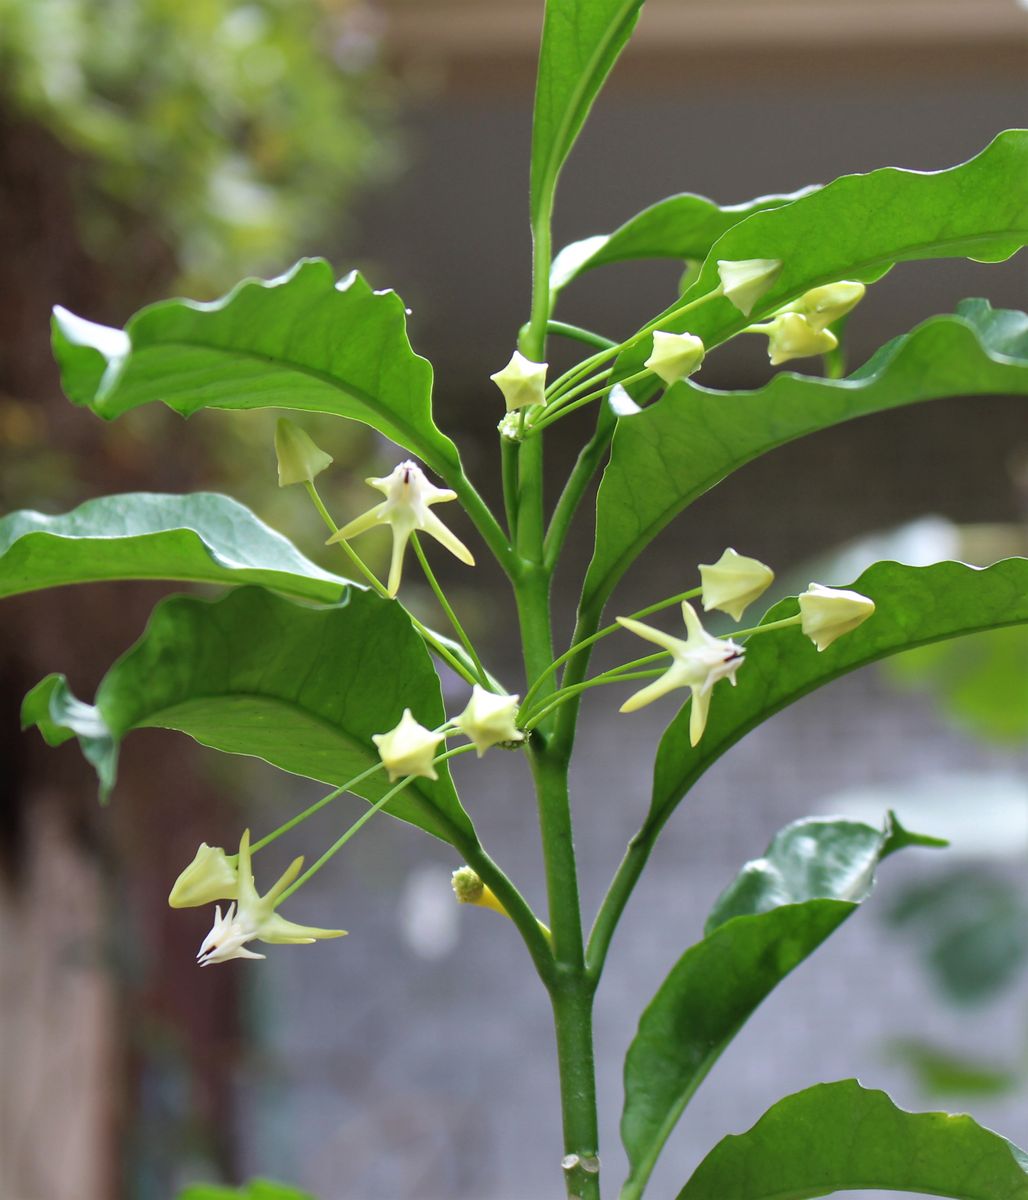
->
xmin=490 ymin=350 xmax=548 ymax=411
xmin=454 ymin=685 xmax=523 ymax=757
xmin=372 ymin=708 xmax=447 ymax=781
xmin=699 ymin=548 xmax=775 ymax=622
xmin=644 ymin=331 xmax=705 ymax=386
xmin=798 ymin=583 xmax=875 ymax=651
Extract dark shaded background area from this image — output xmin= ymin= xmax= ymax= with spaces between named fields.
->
xmin=1 ymin=2 xmax=1026 ymax=1197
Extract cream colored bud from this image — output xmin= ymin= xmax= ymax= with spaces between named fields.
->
xmin=785 ymin=281 xmax=866 ymax=331
xmin=717 ymin=258 xmax=783 ymax=316
xmin=761 ymin=312 xmax=838 ymax=365
xmin=699 ymin=548 xmax=775 ymax=622
xmin=798 ymin=583 xmax=876 ymax=651
xmin=274 ymin=418 xmax=333 ymax=487
xmin=372 ymin=709 xmax=447 ymax=781
xmin=169 ymin=842 xmax=239 ymax=909
xmin=454 ymin=685 xmax=523 ymax=757
xmin=644 ymin=331 xmax=706 ymax=386
xmin=490 ymin=351 xmax=548 ymax=411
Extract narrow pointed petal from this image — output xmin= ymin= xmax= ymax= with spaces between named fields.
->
xmin=328 ymin=504 xmax=386 ymax=543
xmin=616 ymin=616 xmax=686 ymax=654
xmin=263 ymin=856 xmax=305 ymax=907
xmin=688 ymin=686 xmax=713 ymax=746
xmin=386 ymin=528 xmax=407 ymax=595
xmin=259 ymin=912 xmax=348 ymax=944
xmin=421 ymin=510 xmax=475 ymax=566
xmin=619 ymin=674 xmax=681 ymax=713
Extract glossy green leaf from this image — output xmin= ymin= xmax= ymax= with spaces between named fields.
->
xmin=531 ymin=0 xmax=645 ymax=224
xmin=647 ymin=559 xmax=1028 ymax=840
xmin=550 ymin=185 xmax=818 ymax=294
xmin=584 ymin=300 xmax=1028 ymax=611
xmin=177 ymin=1182 xmax=315 ymax=1200
xmin=620 ymin=814 xmax=939 ymax=1199
xmin=675 ymin=1079 xmax=1028 ymax=1199
xmin=0 ymin=492 xmax=347 ymax=603
xmin=613 ymin=129 xmax=1028 ymax=386
xmin=21 ymin=587 xmax=474 ymax=846
xmin=51 ymin=258 xmax=460 ymax=475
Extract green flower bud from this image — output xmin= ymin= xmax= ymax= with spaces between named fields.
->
xmin=274 ymin=418 xmax=333 ymax=487
xmin=717 ymin=258 xmax=783 ymax=316
xmin=169 ymin=842 xmax=239 ymax=909
xmin=644 ymin=331 xmax=705 ymax=386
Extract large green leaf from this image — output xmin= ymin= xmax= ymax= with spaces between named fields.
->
xmin=51 ymin=258 xmax=460 ymax=475
xmin=21 ymin=586 xmax=474 ymax=846
xmin=620 ymin=814 xmax=939 ymax=1199
xmin=550 ymin=185 xmax=818 ymax=295
xmin=646 ymin=559 xmax=1028 ymax=842
xmin=0 ymin=492 xmax=347 ymax=602
xmin=675 ymin=1079 xmax=1028 ymax=1199
xmin=584 ymin=300 xmax=1028 ymax=611
xmin=531 ymin=0 xmax=645 ymax=224
xmin=614 ymin=129 xmax=1027 ymax=381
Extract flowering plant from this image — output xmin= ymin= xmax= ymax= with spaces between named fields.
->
xmin=4 ymin=2 xmax=1028 ymax=1196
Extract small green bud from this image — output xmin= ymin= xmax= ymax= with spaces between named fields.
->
xmin=275 ymin=418 xmax=333 ymax=487
xmin=169 ymin=842 xmax=239 ymax=909
xmin=451 ymin=867 xmax=511 ymax=917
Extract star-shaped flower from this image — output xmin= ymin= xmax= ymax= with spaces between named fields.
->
xmin=454 ymin=685 xmax=523 ymax=757
xmin=644 ymin=331 xmax=705 ymax=386
xmin=490 ymin=350 xmax=548 ymax=411
xmin=196 ymin=831 xmax=345 ymax=966
xmin=372 ymin=708 xmax=447 ymax=781
xmin=617 ymin=602 xmax=744 ymax=745
xmin=327 ymin=461 xmax=474 ymax=596
xmin=699 ymin=547 xmax=775 ymax=622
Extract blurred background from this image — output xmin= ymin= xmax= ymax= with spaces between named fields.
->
xmin=0 ymin=1 xmax=1025 ymax=1197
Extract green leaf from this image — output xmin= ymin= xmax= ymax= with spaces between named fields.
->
xmin=647 ymin=559 xmax=1028 ymax=842
xmin=620 ymin=813 xmax=937 ymax=1198
xmin=531 ymin=0 xmax=645 ymax=225
xmin=584 ymin=300 xmax=1028 ymax=611
xmin=51 ymin=258 xmax=460 ymax=475
xmin=674 ymin=1079 xmax=1028 ymax=1199
xmin=0 ymin=492 xmax=347 ymax=603
xmin=177 ymin=1182 xmax=315 ymax=1200
xmin=550 ymin=185 xmax=818 ymax=294
xmin=889 ymin=1039 xmax=1021 ymax=1099
xmin=616 ymin=129 xmax=1028 ymax=380
xmin=21 ymin=587 xmax=474 ymax=846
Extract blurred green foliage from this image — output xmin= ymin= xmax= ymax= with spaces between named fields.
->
xmin=0 ymin=0 xmax=392 ymax=293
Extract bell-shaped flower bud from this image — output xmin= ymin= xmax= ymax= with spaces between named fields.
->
xmin=454 ymin=685 xmax=524 ymax=757
xmin=372 ymin=708 xmax=447 ymax=781
xmin=196 ymin=831 xmax=346 ymax=966
xmin=326 ymin=460 xmax=474 ymax=595
xmin=759 ymin=312 xmax=838 ymax=365
xmin=699 ymin=548 xmax=775 ymax=622
xmin=798 ymin=582 xmax=875 ymax=651
xmin=644 ymin=331 xmax=706 ymax=386
xmin=451 ymin=866 xmax=508 ymax=916
xmin=169 ymin=842 xmax=239 ymax=909
xmin=617 ymin=602 xmax=744 ymax=746
xmin=783 ymin=281 xmax=865 ymax=331
xmin=717 ymin=258 xmax=783 ymax=316
xmin=490 ymin=350 xmax=548 ymax=412
xmin=274 ymin=418 xmax=333 ymax=487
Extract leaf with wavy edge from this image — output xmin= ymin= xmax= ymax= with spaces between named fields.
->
xmin=0 ymin=492 xmax=348 ymax=602
xmin=21 ymin=586 xmax=473 ymax=845
xmin=675 ymin=1080 xmax=1028 ymax=1199
xmin=647 ymin=559 xmax=1028 ymax=841
xmin=550 ymin=185 xmax=819 ymax=294
xmin=620 ymin=814 xmax=942 ymax=1199
xmin=531 ymin=0 xmax=645 ymax=225
xmin=583 ymin=300 xmax=1028 ymax=612
xmin=51 ymin=259 xmax=459 ymax=475
xmin=610 ymin=130 xmax=1028 ymax=391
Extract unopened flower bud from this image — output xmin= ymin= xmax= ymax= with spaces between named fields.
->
xmin=169 ymin=842 xmax=239 ymax=908
xmin=717 ymin=258 xmax=783 ymax=316
xmin=274 ymin=418 xmax=333 ymax=487
xmin=372 ymin=709 xmax=447 ymax=781
xmin=644 ymin=331 xmax=705 ymax=386
xmin=490 ymin=351 xmax=548 ymax=412
xmin=699 ymin=548 xmax=775 ymax=622
xmin=454 ymin=685 xmax=523 ymax=757
xmin=450 ymin=866 xmax=505 ymax=914
xmin=798 ymin=582 xmax=875 ymax=651
xmin=783 ymin=281 xmax=865 ymax=331
xmin=759 ymin=312 xmax=838 ymax=365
